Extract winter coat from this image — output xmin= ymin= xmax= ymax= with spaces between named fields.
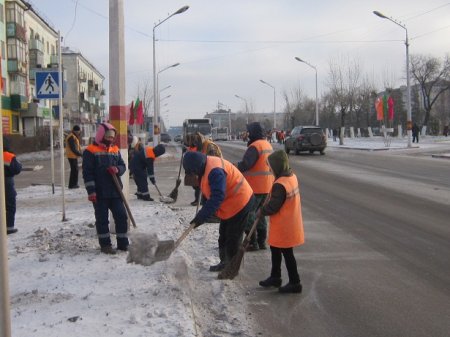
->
xmin=82 ymin=143 xmax=126 ymax=199
xmin=183 ymin=152 xmax=252 ymax=223
xmin=129 ymin=144 xmax=165 ymax=179
xmin=239 ymin=139 xmax=273 ymax=194
xmin=3 ymin=138 xmax=22 ymax=199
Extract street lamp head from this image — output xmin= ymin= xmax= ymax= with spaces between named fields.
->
xmin=294 ymin=56 xmax=304 ymax=63
xmin=175 ymin=5 xmax=189 ymax=15
xmin=259 ymin=79 xmax=266 ymax=84
xmin=172 ymin=63 xmax=180 ymax=68
xmin=373 ymin=11 xmax=387 ymax=19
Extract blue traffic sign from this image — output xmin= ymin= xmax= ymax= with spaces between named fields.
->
xmin=36 ymin=71 xmax=60 ymax=99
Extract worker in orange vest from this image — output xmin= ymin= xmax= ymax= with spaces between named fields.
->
xmin=3 ymin=137 xmax=22 ymax=234
xmin=259 ymin=150 xmax=304 ymax=293
xmin=237 ymin=122 xmax=274 ymax=250
xmin=183 ymin=151 xmax=256 ymax=272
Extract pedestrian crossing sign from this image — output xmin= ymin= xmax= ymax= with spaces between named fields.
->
xmin=36 ymin=71 xmax=60 ymax=99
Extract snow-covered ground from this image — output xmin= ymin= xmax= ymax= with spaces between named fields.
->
xmin=6 ymin=153 xmax=256 ymax=336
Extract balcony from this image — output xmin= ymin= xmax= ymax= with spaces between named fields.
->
xmin=29 ymin=39 xmax=44 ymax=52
xmin=6 ymin=22 xmax=26 ymax=41
xmin=7 ymin=60 xmax=27 ymax=75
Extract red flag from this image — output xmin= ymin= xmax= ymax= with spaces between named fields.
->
xmin=388 ymin=96 xmax=394 ymax=120
xmin=375 ymin=97 xmax=383 ymax=121
xmin=136 ymin=100 xmax=144 ymax=125
xmin=128 ymin=101 xmax=135 ymax=125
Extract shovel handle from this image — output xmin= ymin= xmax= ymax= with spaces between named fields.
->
xmin=111 ymin=173 xmax=137 ymax=228
xmin=175 ymin=222 xmax=196 ymax=249
xmin=154 ymin=183 xmax=163 ymax=197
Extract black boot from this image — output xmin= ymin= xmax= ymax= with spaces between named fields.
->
xmin=279 ymin=282 xmax=302 ymax=293
xmin=210 ymin=247 xmax=226 ymax=271
xmin=7 ymin=227 xmax=18 ymax=235
xmin=259 ymin=276 xmax=282 ymax=288
xmin=100 ymin=246 xmax=116 ymax=255
xmin=209 ymin=262 xmax=226 ymax=272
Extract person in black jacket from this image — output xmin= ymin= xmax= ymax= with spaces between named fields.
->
xmin=82 ymin=123 xmax=128 ymax=254
xmin=129 ymin=138 xmax=165 ymax=201
xmin=3 ymin=137 xmax=22 ymax=234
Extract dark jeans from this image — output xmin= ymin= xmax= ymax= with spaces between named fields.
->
xmin=270 ymin=246 xmax=300 ymax=284
xmin=218 ymin=195 xmax=256 ymax=263
xmin=93 ymin=198 xmax=129 ymax=248
xmin=68 ymin=158 xmax=79 ymax=188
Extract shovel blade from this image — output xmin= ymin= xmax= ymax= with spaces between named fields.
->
xmin=154 ymin=239 xmax=175 ymax=262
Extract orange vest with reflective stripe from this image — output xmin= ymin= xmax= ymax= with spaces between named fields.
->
xmin=85 ymin=144 xmax=120 ymax=155
xmin=268 ymin=174 xmax=304 ymax=248
xmin=3 ymin=151 xmax=14 ymax=166
xmin=243 ymin=139 xmax=274 ymax=194
xmin=65 ymin=133 xmax=81 ymax=159
xmin=201 ymin=156 xmax=253 ymax=220
xmin=145 ymin=146 xmax=156 ymax=159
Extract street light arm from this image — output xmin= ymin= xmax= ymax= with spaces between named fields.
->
xmin=154 ymin=6 xmax=190 ymax=30
xmin=373 ymin=10 xmax=406 ymax=30
xmin=294 ymin=56 xmax=316 ymax=71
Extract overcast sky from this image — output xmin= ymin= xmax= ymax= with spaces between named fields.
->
xmin=32 ymin=0 xmax=450 ymax=127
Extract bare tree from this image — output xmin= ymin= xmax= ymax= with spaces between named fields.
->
xmin=326 ymin=56 xmax=362 ymax=144
xmin=410 ymin=54 xmax=450 ymax=131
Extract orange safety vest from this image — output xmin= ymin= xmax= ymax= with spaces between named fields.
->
xmin=65 ymin=133 xmax=81 ymax=159
xmin=145 ymin=146 xmax=156 ymax=159
xmin=268 ymin=174 xmax=304 ymax=248
xmin=243 ymin=139 xmax=274 ymax=194
xmin=3 ymin=151 xmax=14 ymax=167
xmin=201 ymin=156 xmax=253 ymax=220
xmin=85 ymin=144 xmax=120 ymax=155
xmin=187 ymin=146 xmax=197 ymax=152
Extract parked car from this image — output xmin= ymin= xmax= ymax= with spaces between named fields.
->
xmin=284 ymin=126 xmax=326 ymax=155
xmin=160 ymin=133 xmax=172 ymax=143
xmin=174 ymin=134 xmax=182 ymax=142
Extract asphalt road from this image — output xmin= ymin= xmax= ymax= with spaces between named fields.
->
xmin=15 ymin=142 xmax=450 ymax=336
xmin=219 ymin=142 xmax=450 ymax=337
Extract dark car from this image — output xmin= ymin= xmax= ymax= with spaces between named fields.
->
xmin=160 ymin=133 xmax=172 ymax=143
xmin=174 ymin=134 xmax=182 ymax=142
xmin=284 ymin=126 xmax=326 ymax=155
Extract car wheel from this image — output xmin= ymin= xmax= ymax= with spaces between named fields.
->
xmin=295 ymin=147 xmax=300 ymax=155
xmin=320 ymin=149 xmax=325 ymax=155
xmin=309 ymin=150 xmax=314 ymax=154
xmin=285 ymin=145 xmax=290 ymax=154
xmin=310 ymin=133 xmax=322 ymax=146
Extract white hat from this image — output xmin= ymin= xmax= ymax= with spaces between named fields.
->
xmin=131 ymin=136 xmax=139 ymax=148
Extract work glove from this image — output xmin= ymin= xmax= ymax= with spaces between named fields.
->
xmin=88 ymin=193 xmax=97 ymax=203
xmin=107 ymin=166 xmax=119 ymax=175
xmin=190 ymin=217 xmax=203 ymax=229
xmin=149 ymin=177 xmax=156 ymax=185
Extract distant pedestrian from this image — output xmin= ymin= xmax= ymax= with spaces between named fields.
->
xmin=259 ymin=150 xmax=304 ymax=293
xmin=129 ymin=137 xmax=165 ymax=201
xmin=443 ymin=125 xmax=448 ymax=137
xmin=412 ymin=123 xmax=420 ymax=143
xmin=332 ymin=128 xmax=338 ymax=142
xmin=65 ymin=125 xmax=82 ymax=189
xmin=3 ymin=137 xmax=22 ymax=235
xmin=82 ymin=123 xmax=129 ymax=254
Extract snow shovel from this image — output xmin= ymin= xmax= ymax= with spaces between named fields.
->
xmin=111 ymin=173 xmax=137 ymax=228
xmin=153 ymin=182 xmax=175 ymax=203
xmin=153 ymin=198 xmax=200 ymax=261
xmin=168 ymin=153 xmax=183 ymax=201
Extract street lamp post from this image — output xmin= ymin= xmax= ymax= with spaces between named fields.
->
xmin=156 ymin=63 xmax=178 ymax=138
xmin=234 ymin=94 xmax=249 ymax=124
xmin=295 ymin=57 xmax=319 ymax=126
xmin=152 ymin=6 xmax=189 ymax=146
xmin=373 ymin=10 xmax=412 ymax=148
xmin=259 ymin=80 xmax=276 ymax=129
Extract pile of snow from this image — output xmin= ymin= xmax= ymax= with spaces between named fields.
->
xmin=7 ymin=185 xmax=257 ymax=336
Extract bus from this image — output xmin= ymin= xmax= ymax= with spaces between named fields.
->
xmin=182 ymin=118 xmax=212 ymax=143
xmin=212 ymin=127 xmax=229 ymax=141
